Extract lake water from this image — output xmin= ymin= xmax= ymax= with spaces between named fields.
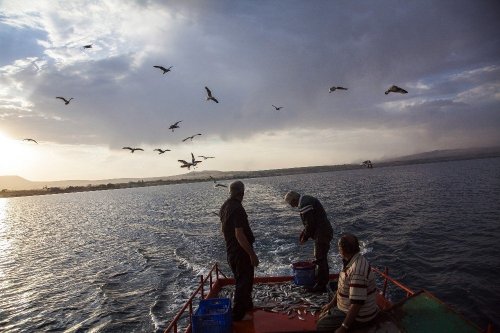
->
xmin=1 ymin=158 xmax=499 ymax=332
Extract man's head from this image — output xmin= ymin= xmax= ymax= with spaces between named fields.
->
xmin=284 ymin=191 xmax=300 ymax=207
xmin=229 ymin=180 xmax=245 ymax=200
xmin=338 ymin=233 xmax=360 ymax=260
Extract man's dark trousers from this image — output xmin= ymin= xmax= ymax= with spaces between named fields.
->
xmin=228 ymin=253 xmax=254 ymax=320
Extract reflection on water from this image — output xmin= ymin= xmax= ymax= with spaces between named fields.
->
xmin=0 ymin=158 xmax=499 ymax=332
xmin=0 ymin=199 xmax=11 ymax=282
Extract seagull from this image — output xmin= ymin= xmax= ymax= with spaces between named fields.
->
xmin=154 ymin=148 xmax=171 ymax=154
xmin=23 ymin=138 xmax=38 ymax=144
xmin=169 ymin=120 xmax=182 ymax=132
xmin=329 ymin=86 xmax=348 ymax=93
xmin=182 ymin=134 xmax=202 ymax=142
xmin=178 ymin=159 xmax=194 ymax=170
xmin=198 ymin=155 xmax=215 ymax=160
xmin=385 ymin=85 xmax=408 ymax=95
xmin=209 ymin=175 xmax=227 ymax=188
xmin=205 ymin=86 xmax=219 ymax=103
xmin=272 ymin=105 xmax=283 ymax=111
xmin=153 ymin=65 xmax=173 ymax=74
xmin=56 ymin=97 xmax=74 ymax=105
xmin=191 ymin=153 xmax=202 ymax=167
xmin=122 ymin=147 xmax=144 ymax=153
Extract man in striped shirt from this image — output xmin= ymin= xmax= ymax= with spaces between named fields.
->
xmin=285 ymin=191 xmax=333 ymax=293
xmin=317 ymin=234 xmax=379 ymax=332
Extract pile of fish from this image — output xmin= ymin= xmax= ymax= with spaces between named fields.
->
xmin=218 ymin=281 xmax=332 ymax=320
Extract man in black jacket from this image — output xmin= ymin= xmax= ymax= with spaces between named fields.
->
xmin=285 ymin=190 xmax=333 ymax=292
xmin=220 ymin=181 xmax=259 ymax=320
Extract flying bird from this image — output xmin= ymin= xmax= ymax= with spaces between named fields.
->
xmin=23 ymin=138 xmax=38 ymax=144
xmin=153 ymin=65 xmax=172 ymax=74
xmin=82 ymin=44 xmax=92 ymax=49
xmin=198 ymin=155 xmax=215 ymax=160
xmin=122 ymin=147 xmax=144 ymax=153
xmin=329 ymin=86 xmax=348 ymax=93
xmin=272 ymin=105 xmax=283 ymax=111
xmin=205 ymin=86 xmax=219 ymax=103
xmin=209 ymin=176 xmax=227 ymax=188
xmin=191 ymin=153 xmax=202 ymax=167
xmin=154 ymin=148 xmax=171 ymax=154
xmin=169 ymin=120 xmax=182 ymax=132
xmin=385 ymin=85 xmax=408 ymax=95
xmin=178 ymin=159 xmax=194 ymax=170
xmin=178 ymin=153 xmax=202 ymax=170
xmin=56 ymin=97 xmax=74 ymax=105
xmin=182 ymin=134 xmax=202 ymax=142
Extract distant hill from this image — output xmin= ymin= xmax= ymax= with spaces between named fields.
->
xmin=0 ymin=170 xmax=235 ymax=191
xmin=2 ymin=146 xmax=500 ymax=192
xmin=378 ymin=146 xmax=500 ymax=165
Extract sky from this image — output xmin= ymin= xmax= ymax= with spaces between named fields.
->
xmin=0 ymin=0 xmax=499 ymax=181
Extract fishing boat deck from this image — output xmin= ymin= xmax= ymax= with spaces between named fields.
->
xmin=212 ymin=275 xmax=327 ymax=333
xmin=165 ymin=264 xmax=487 ymax=333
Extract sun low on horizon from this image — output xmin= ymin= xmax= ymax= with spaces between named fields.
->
xmin=0 ymin=131 xmax=42 ymax=177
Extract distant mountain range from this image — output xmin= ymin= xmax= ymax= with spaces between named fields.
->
xmin=1 ymin=146 xmax=500 ymax=191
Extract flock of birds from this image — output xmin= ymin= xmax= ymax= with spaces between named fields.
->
xmin=20 ymin=43 xmax=411 ymax=184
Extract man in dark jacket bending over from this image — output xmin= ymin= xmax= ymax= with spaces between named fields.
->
xmin=285 ymin=190 xmax=333 ymax=293
xmin=220 ymin=181 xmax=259 ymax=320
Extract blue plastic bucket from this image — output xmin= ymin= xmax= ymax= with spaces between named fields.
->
xmin=292 ymin=261 xmax=315 ymax=286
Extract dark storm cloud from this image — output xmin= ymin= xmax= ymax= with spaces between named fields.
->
xmin=1 ymin=0 xmax=500 ymax=149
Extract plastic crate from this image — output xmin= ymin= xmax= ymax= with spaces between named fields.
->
xmin=191 ymin=298 xmax=232 ymax=333
xmin=292 ymin=261 xmax=315 ymax=286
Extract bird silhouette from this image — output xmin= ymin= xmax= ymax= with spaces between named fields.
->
xmin=191 ymin=153 xmax=202 ymax=167
xmin=56 ymin=97 xmax=74 ymax=105
xmin=23 ymin=138 xmax=38 ymax=144
xmin=198 ymin=155 xmax=215 ymax=160
xmin=153 ymin=65 xmax=172 ymax=74
xmin=385 ymin=85 xmax=408 ymax=95
xmin=272 ymin=105 xmax=284 ymax=111
xmin=209 ymin=175 xmax=227 ymax=188
xmin=182 ymin=134 xmax=202 ymax=142
xmin=169 ymin=120 xmax=182 ymax=132
xmin=122 ymin=147 xmax=144 ymax=153
xmin=329 ymin=86 xmax=348 ymax=93
xmin=178 ymin=159 xmax=194 ymax=170
xmin=205 ymin=86 xmax=219 ymax=103
xmin=154 ymin=148 xmax=171 ymax=154
xmin=82 ymin=44 xmax=92 ymax=49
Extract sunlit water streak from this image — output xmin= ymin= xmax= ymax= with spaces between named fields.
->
xmin=0 ymin=158 xmax=499 ymax=332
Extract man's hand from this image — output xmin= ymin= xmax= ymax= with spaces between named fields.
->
xmin=299 ymin=230 xmax=306 ymax=244
xmin=319 ymin=302 xmax=333 ymax=319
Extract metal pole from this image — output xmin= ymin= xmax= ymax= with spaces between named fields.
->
xmin=382 ymin=267 xmax=389 ymax=297
xmin=200 ymin=275 xmax=204 ymax=299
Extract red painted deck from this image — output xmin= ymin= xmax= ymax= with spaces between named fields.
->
xmin=232 ymin=308 xmax=317 ymax=333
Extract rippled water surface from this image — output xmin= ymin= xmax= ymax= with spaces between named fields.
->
xmin=1 ymin=158 xmax=499 ymax=332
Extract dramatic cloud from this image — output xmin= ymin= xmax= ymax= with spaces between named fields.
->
xmin=1 ymin=0 xmax=499 ymax=180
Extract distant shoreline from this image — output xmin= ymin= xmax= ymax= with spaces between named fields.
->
xmin=2 ymin=152 xmax=499 ymax=198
